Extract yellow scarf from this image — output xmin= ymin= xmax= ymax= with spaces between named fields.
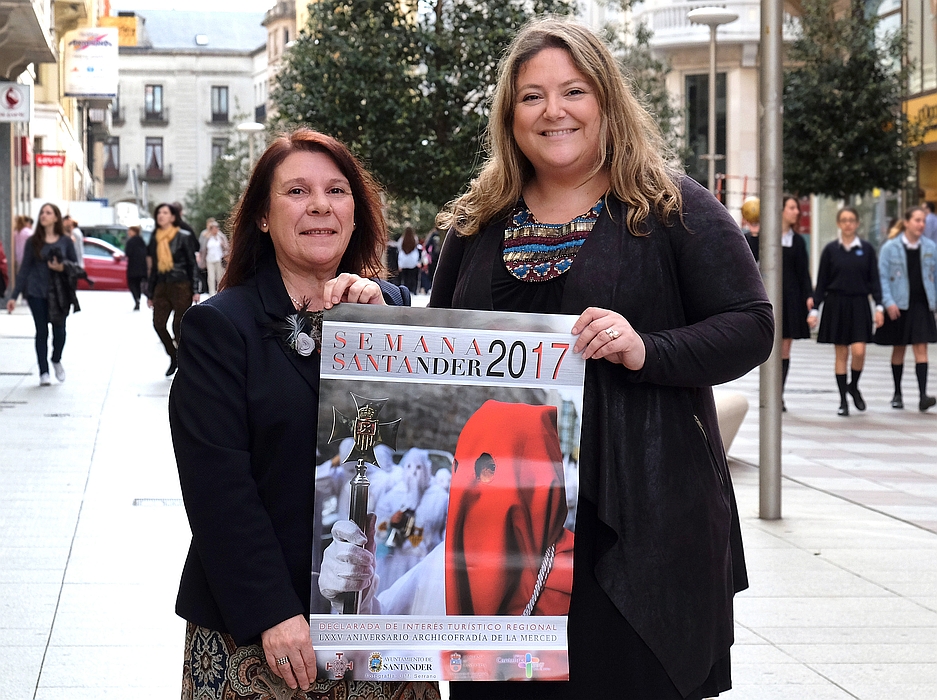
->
xmin=155 ymin=226 xmax=179 ymax=273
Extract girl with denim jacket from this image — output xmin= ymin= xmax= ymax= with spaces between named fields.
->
xmin=874 ymin=206 xmax=937 ymax=411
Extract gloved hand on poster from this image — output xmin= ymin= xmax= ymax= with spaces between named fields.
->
xmin=319 ymin=515 xmax=382 ymax=614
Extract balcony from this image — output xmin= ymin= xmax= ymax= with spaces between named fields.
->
xmin=111 ymin=106 xmax=125 ymax=126
xmin=141 ymin=163 xmax=172 ymax=183
xmin=140 ymin=107 xmax=169 ymax=125
xmin=210 ymin=112 xmax=230 ymax=124
xmin=633 ymin=1 xmax=797 ymax=50
xmin=263 ymin=0 xmax=296 ymax=26
xmin=0 ymin=0 xmax=56 ymax=78
xmin=104 ymin=165 xmax=128 ymax=183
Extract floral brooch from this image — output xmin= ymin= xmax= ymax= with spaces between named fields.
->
xmin=267 ymin=304 xmax=323 ymax=357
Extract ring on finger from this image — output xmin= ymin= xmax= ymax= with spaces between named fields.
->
xmin=276 ymin=657 xmax=290 ymax=666
xmin=605 ymin=328 xmax=621 ymax=340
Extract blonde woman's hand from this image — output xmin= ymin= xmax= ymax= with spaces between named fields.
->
xmin=874 ymin=309 xmax=885 ymax=328
xmin=323 ymin=274 xmax=385 ymax=309
xmin=261 ymin=615 xmax=317 ymax=691
xmin=887 ymin=304 xmax=900 ymax=321
xmin=571 ymin=307 xmax=646 ymax=370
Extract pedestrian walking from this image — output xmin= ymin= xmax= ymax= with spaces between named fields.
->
xmin=13 ymin=214 xmax=32 ymax=266
xmin=63 ymin=216 xmax=85 ymax=269
xmin=5 ymin=203 xmax=78 ymax=385
xmin=780 ymin=196 xmax=814 ymax=408
xmin=145 ymin=203 xmax=199 ymax=377
xmin=198 ymin=218 xmax=228 ymax=295
xmin=125 ymin=225 xmax=148 ymax=310
xmin=808 ymin=207 xmax=884 ymax=416
xmin=420 ymin=17 xmax=771 ymax=700
xmin=874 ymin=206 xmax=937 ymax=412
xmin=741 ymin=196 xmax=760 ymax=258
xmin=168 ymin=128 xmax=434 ymax=700
xmin=924 ymin=201 xmax=937 ymax=246
xmin=397 ymin=225 xmax=421 ymax=294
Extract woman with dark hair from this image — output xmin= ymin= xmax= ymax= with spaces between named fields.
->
xmin=169 ymin=128 xmax=436 ymax=700
xmin=6 ymin=203 xmax=77 ymax=385
xmin=397 ymin=226 xmax=421 ymax=294
xmin=778 ymin=196 xmax=814 ymax=407
xmin=808 ymin=207 xmax=884 ymax=416
xmin=875 ymin=206 xmax=937 ymax=411
xmin=146 ymin=202 xmax=199 ymax=376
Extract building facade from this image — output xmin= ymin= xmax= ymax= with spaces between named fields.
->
xmin=904 ymin=0 xmax=937 ymax=202
xmin=102 ymin=10 xmax=266 ymax=213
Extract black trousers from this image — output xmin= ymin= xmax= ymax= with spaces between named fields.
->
xmin=27 ymin=296 xmax=66 ymax=375
xmin=128 ymin=276 xmax=145 ymax=305
xmin=152 ymin=280 xmax=192 ymax=359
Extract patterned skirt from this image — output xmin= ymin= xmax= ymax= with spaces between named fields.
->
xmin=182 ymin=623 xmax=441 ymax=700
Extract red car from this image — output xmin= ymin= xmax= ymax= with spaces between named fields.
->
xmin=77 ymin=237 xmax=128 ymax=291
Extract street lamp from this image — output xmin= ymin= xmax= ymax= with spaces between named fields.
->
xmin=688 ymin=7 xmax=738 ymax=195
xmin=236 ymin=121 xmax=265 ymax=169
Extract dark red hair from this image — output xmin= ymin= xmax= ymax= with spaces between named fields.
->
xmin=222 ymin=129 xmax=386 ymax=290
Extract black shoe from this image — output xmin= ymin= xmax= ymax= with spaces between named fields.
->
xmin=891 ymin=393 xmax=904 ymax=409
xmin=920 ymin=395 xmax=936 ymax=412
xmin=133 ymin=302 xmax=140 ymax=311
xmin=847 ymin=384 xmax=866 ymax=411
xmin=166 ymin=358 xmax=177 ymax=376
xmin=837 ymin=402 xmax=849 ymax=417
xmin=782 ymin=399 xmax=787 ymax=413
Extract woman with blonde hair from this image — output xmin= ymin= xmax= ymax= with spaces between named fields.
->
xmin=330 ymin=16 xmax=773 ymax=700
xmin=875 ymin=206 xmax=937 ymax=410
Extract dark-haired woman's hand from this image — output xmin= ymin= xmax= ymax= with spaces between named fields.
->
xmin=6 ymin=299 xmax=15 ymax=314
xmin=323 ymin=273 xmax=386 ymax=309
xmin=261 ymin=614 xmax=317 ymax=691
xmin=572 ymin=307 xmax=646 ymax=370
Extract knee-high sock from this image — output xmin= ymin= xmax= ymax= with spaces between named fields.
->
xmin=892 ymin=363 xmax=904 ymax=396
xmin=836 ymin=373 xmax=848 ymax=406
xmin=850 ymin=368 xmax=862 ymax=389
xmin=782 ymin=358 xmax=790 ymax=389
xmin=916 ymin=363 xmax=929 ymax=398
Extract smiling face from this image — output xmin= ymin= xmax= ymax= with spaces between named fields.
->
xmin=264 ymin=150 xmax=356 ymax=276
xmin=512 ymin=47 xmax=603 ymax=184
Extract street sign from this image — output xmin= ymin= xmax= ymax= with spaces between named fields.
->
xmin=0 ymin=83 xmax=33 ymax=122
xmin=36 ymin=153 xmax=67 ymax=168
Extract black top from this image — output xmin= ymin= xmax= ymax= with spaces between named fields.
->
xmin=431 ymin=178 xmax=773 ymax=696
xmin=146 ymin=228 xmax=200 ymax=294
xmin=813 ymin=239 xmax=882 ymax=304
xmin=907 ymin=247 xmax=926 ymax=305
xmin=745 ymin=232 xmax=759 ymax=261
xmin=125 ymin=235 xmax=148 ymax=278
xmin=170 ymin=253 xmax=411 ymax=644
xmin=11 ymin=236 xmax=77 ymax=299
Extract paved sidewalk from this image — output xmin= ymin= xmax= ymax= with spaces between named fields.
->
xmin=1 ymin=292 xmax=935 ymax=698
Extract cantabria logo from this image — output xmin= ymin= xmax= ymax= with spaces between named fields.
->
xmin=520 ymin=653 xmax=539 ymax=679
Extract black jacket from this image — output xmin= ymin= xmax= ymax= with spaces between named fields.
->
xmin=430 ymin=177 xmax=774 ymax=695
xmin=125 ymin=235 xmax=148 ymax=279
xmin=146 ymin=228 xmax=199 ymax=296
xmin=48 ymin=260 xmax=89 ymax=325
xmin=170 ymin=253 xmax=410 ymax=644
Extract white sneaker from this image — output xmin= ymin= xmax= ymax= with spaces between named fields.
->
xmin=39 ymin=373 xmax=51 ymax=386
xmin=52 ymin=362 xmax=65 ymax=382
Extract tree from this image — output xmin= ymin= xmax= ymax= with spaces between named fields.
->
xmin=272 ymin=0 xmax=573 ymax=208
xmin=184 ymin=133 xmax=252 ymax=233
xmin=783 ymin=0 xmax=917 ymax=200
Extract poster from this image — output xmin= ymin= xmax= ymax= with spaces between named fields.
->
xmin=63 ymin=28 xmax=119 ymax=98
xmin=311 ymin=305 xmax=586 ymax=682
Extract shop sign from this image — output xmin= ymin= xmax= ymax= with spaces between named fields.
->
xmin=36 ymin=153 xmax=67 ymax=168
xmin=0 ymin=83 xmax=33 ymax=122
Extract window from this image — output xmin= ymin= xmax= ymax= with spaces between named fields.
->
xmin=283 ymin=28 xmax=290 ymax=46
xmin=144 ymin=85 xmax=164 ymax=120
xmin=211 ymin=86 xmax=229 ymax=122
xmin=104 ymin=138 xmax=120 ymax=176
xmin=111 ymin=90 xmax=123 ymax=124
xmin=685 ymin=73 xmax=727 ymax=193
xmin=211 ymin=137 xmax=227 ymax=164
xmin=145 ymin=137 xmax=164 ymax=176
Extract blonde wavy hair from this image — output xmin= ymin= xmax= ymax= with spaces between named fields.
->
xmin=437 ymin=16 xmax=682 ymax=237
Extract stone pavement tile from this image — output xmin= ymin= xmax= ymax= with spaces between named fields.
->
xmin=793 ymin=477 xmax=894 ymax=492
xmin=0 ymin=546 xmax=70 ymax=571
xmin=0 ymin=583 xmax=61 ymax=630
xmin=875 ymin=505 xmax=937 ymax=522
xmin=741 ymin=569 xmax=891 ymax=598
xmin=755 ymin=627 xmax=937 ymax=645
xmin=0 ymin=628 xmax=49 ymax=646
xmin=777 ymin=643 xmax=937 ymax=663
xmin=37 ymin=644 xmax=182 ymax=688
xmin=0 ymin=647 xmax=45 ymax=700
xmin=724 ymin=683 xmax=856 ymax=699
xmin=814 ymin=664 xmax=937 ymax=698
xmin=735 ymin=596 xmax=934 ymax=628
xmin=730 ymin=660 xmax=841 ymax=685
xmin=833 ymin=490 xmax=937 ymax=506
xmin=732 ymin=643 xmax=800 ymax=663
